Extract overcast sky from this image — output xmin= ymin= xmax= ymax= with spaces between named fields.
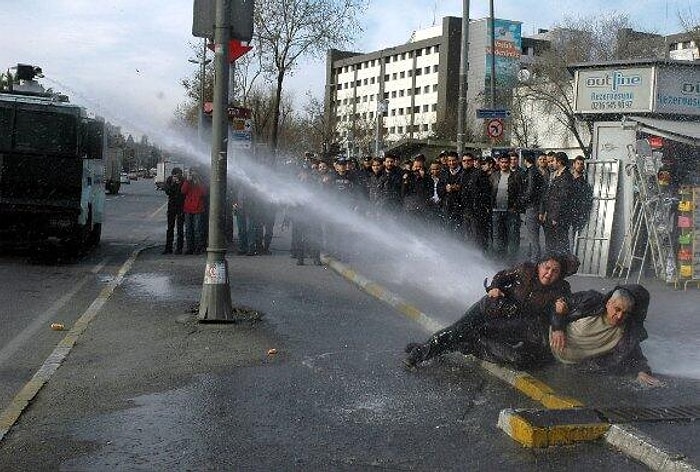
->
xmin=0 ymin=0 xmax=691 ymax=141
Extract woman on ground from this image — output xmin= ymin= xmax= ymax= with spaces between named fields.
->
xmin=404 ymin=253 xmax=579 ymax=369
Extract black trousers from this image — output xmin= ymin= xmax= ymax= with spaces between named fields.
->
xmin=420 ymin=296 xmax=549 ymax=368
xmin=165 ymin=206 xmax=184 ymax=252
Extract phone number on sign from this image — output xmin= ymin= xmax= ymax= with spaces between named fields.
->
xmin=590 ymin=100 xmax=634 ymax=110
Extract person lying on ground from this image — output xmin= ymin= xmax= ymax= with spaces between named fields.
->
xmin=549 ymin=284 xmax=661 ymax=387
xmin=403 ymin=253 xmax=579 ymax=369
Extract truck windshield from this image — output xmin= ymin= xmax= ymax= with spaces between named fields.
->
xmin=9 ymin=108 xmax=77 ymax=155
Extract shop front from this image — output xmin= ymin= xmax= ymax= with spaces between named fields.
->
xmin=569 ymin=59 xmax=699 ymax=283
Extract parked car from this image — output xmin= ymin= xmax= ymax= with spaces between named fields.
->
xmin=120 ymin=172 xmax=130 ymax=184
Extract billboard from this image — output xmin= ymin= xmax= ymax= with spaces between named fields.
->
xmin=484 ymin=19 xmax=522 ymax=91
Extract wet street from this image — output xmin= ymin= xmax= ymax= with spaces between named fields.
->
xmin=0 ymin=178 xmax=697 ymax=470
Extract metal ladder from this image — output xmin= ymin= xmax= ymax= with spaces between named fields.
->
xmin=613 ymin=140 xmax=675 ymax=283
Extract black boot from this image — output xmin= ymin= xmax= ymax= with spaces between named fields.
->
xmin=403 ymin=343 xmax=429 ymax=368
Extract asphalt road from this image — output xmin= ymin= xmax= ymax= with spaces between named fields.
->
xmin=0 ymin=178 xmax=685 ymax=470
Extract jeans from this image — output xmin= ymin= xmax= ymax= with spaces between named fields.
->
xmin=185 ymin=212 xmax=206 ymax=253
xmin=165 ymin=206 xmax=184 ymax=252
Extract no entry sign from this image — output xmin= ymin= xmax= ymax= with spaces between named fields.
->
xmin=486 ymin=119 xmax=504 ymax=139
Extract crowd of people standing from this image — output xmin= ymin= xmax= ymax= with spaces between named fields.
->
xmin=280 ymin=148 xmax=593 ymax=264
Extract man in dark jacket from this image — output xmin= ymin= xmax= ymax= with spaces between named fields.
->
xmin=540 ymin=152 xmax=573 ymax=253
xmin=443 ymin=151 xmax=466 ymax=236
xmin=522 ymin=154 xmax=545 ymax=260
xmin=549 ymin=284 xmax=661 ymax=386
xmin=163 ymin=167 xmax=185 ymax=254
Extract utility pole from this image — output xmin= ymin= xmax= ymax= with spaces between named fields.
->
xmin=456 ymin=0 xmax=470 ymax=155
xmin=198 ymin=0 xmax=234 ymax=322
xmin=489 ymin=0 xmax=496 ymax=109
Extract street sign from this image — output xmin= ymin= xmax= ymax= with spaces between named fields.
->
xmin=486 ymin=119 xmax=504 ymax=139
xmin=192 ymin=0 xmax=254 ymax=42
xmin=228 ymin=106 xmax=253 ymax=149
xmin=476 ymin=108 xmax=511 ymax=119
xmin=207 ymin=39 xmax=252 ymax=62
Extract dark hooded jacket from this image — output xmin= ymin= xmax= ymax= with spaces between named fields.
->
xmin=550 ymin=284 xmax=651 ymax=375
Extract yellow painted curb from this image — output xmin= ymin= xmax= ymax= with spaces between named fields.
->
xmin=514 ymin=375 xmax=554 ymax=402
xmin=541 ymin=394 xmax=585 ymax=410
xmin=498 ymin=409 xmax=609 ymax=448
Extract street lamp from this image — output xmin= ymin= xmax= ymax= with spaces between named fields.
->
xmin=189 ymin=39 xmax=212 ymax=143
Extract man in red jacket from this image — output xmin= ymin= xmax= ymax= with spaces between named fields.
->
xmin=181 ymin=168 xmax=208 ymax=255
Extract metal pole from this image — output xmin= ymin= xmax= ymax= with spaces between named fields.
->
xmin=199 ymin=0 xmax=234 ymax=322
xmin=199 ymin=39 xmax=207 ymax=143
xmin=489 ymin=0 xmax=496 ymax=108
xmin=456 ymin=0 xmax=470 ymax=155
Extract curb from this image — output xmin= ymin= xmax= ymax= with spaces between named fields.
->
xmin=323 ymin=255 xmax=699 ymax=472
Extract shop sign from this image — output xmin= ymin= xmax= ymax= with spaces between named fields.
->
xmin=654 ymin=66 xmax=700 ymax=117
xmin=574 ymin=67 xmax=654 ymax=114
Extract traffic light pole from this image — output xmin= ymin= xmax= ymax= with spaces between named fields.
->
xmin=198 ymin=0 xmax=234 ymax=322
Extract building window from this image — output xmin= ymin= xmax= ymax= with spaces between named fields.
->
xmin=424 ymin=85 xmax=430 ymax=93
xmin=355 ymin=80 xmax=361 ymax=87
xmin=363 ymin=78 xmax=368 ymax=85
xmin=415 ymin=49 xmax=422 ymax=57
xmin=385 ymin=57 xmax=390 ymax=64
xmin=370 ymin=95 xmax=375 ymax=101
xmin=400 ymin=71 xmax=405 ymax=78
xmin=425 ymin=47 xmax=431 ymax=55
xmin=407 ymin=88 xmax=412 ymax=96
xmin=432 ymin=104 xmax=437 ymax=111
xmin=384 ymin=92 xmax=389 ymax=99
xmin=424 ymin=66 xmax=430 ymax=74
xmin=432 ymin=84 xmax=438 ymax=92
xmin=415 ymin=69 xmax=422 ymax=76
xmin=399 ymin=108 xmax=404 ymax=115
xmin=362 ymin=95 xmax=367 ymax=102
xmin=401 ymin=52 xmax=406 ymax=60
xmin=414 ymin=87 xmax=421 ymax=94
xmin=336 ymin=84 xmax=342 ymax=91
xmin=392 ymin=72 xmax=397 ymax=80
xmin=391 ymin=90 xmax=397 ymax=98
xmin=394 ymin=54 xmax=399 ymax=62
xmin=422 ymin=124 xmax=429 ymax=131
xmin=433 ymin=65 xmax=438 ymax=73
xmin=371 ymin=59 xmax=376 ymax=66
xmin=398 ymin=126 xmax=404 ymax=133
xmin=423 ymin=104 xmax=429 ymax=112
xmin=384 ymin=74 xmax=389 ymax=81
xmin=391 ymin=109 xmax=396 ymax=116
xmin=408 ymin=70 xmax=413 ymax=77
xmin=413 ymin=106 xmax=420 ymax=113
xmin=362 ymin=112 xmax=367 ymax=119
xmin=399 ymin=89 xmax=405 ymax=97
xmin=370 ymin=77 xmax=376 ymax=84
xmin=342 ymin=98 xmax=348 ymax=105
xmin=433 ymin=45 xmax=440 ymax=53
xmin=390 ymin=126 xmax=396 ymax=134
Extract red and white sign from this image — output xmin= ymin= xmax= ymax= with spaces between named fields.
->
xmin=486 ymin=119 xmax=504 ymax=139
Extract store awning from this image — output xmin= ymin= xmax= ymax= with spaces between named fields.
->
xmin=624 ymin=116 xmax=700 ymax=147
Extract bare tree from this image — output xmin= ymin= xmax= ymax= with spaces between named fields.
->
xmin=254 ymin=0 xmax=366 ymax=154
xmin=677 ymin=6 xmax=700 ymax=57
xmin=514 ymin=13 xmax=662 ymax=157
